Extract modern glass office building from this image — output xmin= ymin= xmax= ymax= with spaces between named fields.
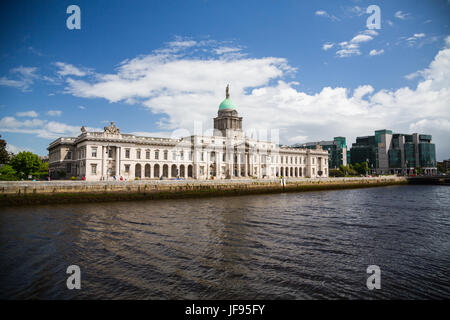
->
xmin=350 ymin=130 xmax=437 ymax=175
xmin=292 ymin=137 xmax=348 ymax=169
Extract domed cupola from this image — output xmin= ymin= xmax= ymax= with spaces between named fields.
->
xmin=213 ymin=84 xmax=243 ymax=137
xmin=219 ymin=84 xmax=238 ymax=111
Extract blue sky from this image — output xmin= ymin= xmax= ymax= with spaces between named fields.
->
xmin=0 ymin=0 xmax=449 ymax=160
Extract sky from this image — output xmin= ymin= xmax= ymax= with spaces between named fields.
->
xmin=0 ymin=0 xmax=449 ymax=160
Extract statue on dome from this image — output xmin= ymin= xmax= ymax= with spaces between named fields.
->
xmin=226 ymin=84 xmax=230 ymax=99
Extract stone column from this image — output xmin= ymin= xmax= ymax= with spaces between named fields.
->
xmin=115 ymin=146 xmax=120 ymax=177
xmin=244 ymin=153 xmax=248 ymax=177
xmin=237 ymin=152 xmax=241 ymax=177
xmin=229 ymin=151 xmax=234 ymax=178
xmin=206 ymin=151 xmax=209 ymax=179
xmin=217 ymin=151 xmax=221 ymax=179
xmin=102 ymin=146 xmax=107 ymax=179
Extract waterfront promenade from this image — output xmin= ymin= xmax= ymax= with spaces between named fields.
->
xmin=0 ymin=176 xmax=407 ymax=206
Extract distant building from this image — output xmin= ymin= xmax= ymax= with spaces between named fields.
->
xmin=39 ymin=155 xmax=49 ymax=163
xmin=437 ymin=159 xmax=450 ymax=173
xmin=350 ymin=129 xmax=437 ymax=175
xmin=292 ymin=137 xmax=347 ymax=169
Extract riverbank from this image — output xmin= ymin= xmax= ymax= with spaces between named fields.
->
xmin=0 ymin=176 xmax=408 ymax=206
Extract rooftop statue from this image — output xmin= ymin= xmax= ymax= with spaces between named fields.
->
xmin=104 ymin=121 xmax=120 ymax=134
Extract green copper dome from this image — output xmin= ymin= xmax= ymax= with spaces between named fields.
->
xmin=219 ymin=98 xmax=237 ymax=110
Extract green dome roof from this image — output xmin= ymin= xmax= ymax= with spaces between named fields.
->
xmin=219 ymin=98 xmax=237 ymax=110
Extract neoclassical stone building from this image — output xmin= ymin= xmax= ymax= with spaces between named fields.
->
xmin=48 ymin=86 xmax=329 ymax=181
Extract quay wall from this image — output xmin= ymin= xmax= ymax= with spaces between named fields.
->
xmin=0 ymin=176 xmax=408 ymax=206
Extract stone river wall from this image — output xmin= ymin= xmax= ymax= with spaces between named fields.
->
xmin=0 ymin=176 xmax=408 ymax=206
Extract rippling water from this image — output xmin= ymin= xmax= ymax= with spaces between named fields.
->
xmin=1 ymin=185 xmax=449 ymax=299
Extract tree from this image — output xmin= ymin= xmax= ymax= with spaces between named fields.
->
xmin=32 ymin=162 xmax=49 ymax=179
xmin=329 ymin=168 xmax=344 ymax=177
xmin=9 ymin=151 xmax=41 ymax=179
xmin=0 ymin=135 xmax=10 ymax=164
xmin=0 ymin=165 xmax=18 ymax=181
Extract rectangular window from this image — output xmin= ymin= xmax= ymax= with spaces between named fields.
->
xmin=312 ymin=158 xmax=315 ymax=164
xmin=92 ymin=147 xmax=97 ymax=158
xmin=164 ymin=150 xmax=168 ymax=160
xmin=155 ymin=150 xmax=159 ymax=160
xmin=108 ymin=148 xmax=113 ymax=158
xmin=67 ymin=151 xmax=72 ymax=160
xmin=125 ymin=165 xmax=130 ymax=173
xmin=66 ymin=163 xmax=71 ymax=173
xmin=223 ymin=153 xmax=226 ymax=161
xmin=91 ymin=164 xmax=97 ymax=175
xmin=180 ymin=151 xmax=184 ymax=160
xmin=312 ymin=168 xmax=315 ymax=174
xmin=201 ymin=152 xmax=204 ymax=161
xmin=146 ymin=150 xmax=150 ymax=159
xmin=189 ymin=152 xmax=192 ymax=160
xmin=137 ymin=150 xmax=141 ymax=159
xmin=125 ymin=149 xmax=130 ymax=159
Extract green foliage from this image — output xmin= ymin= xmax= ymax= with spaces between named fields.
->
xmin=331 ymin=162 xmax=370 ymax=177
xmin=32 ymin=162 xmax=49 ymax=179
xmin=329 ymin=168 xmax=344 ymax=177
xmin=415 ymin=167 xmax=424 ymax=175
xmin=71 ymin=176 xmax=77 ymax=180
xmin=0 ymin=164 xmax=18 ymax=181
xmin=0 ymin=135 xmax=10 ymax=164
xmin=9 ymin=151 xmax=42 ymax=180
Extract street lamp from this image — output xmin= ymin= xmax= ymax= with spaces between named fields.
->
xmin=405 ymin=160 xmax=408 ymax=176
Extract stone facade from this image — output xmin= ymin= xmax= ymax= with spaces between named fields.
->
xmin=48 ymin=89 xmax=329 ymax=181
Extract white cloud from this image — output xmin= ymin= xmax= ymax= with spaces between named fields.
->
xmin=0 ymin=66 xmax=39 ymax=91
xmin=348 ymin=6 xmax=364 ymax=16
xmin=322 ymin=43 xmax=334 ymax=51
xmin=16 ymin=110 xmax=38 ymax=117
xmin=351 ymin=34 xmax=373 ymax=43
xmin=335 ymin=30 xmax=378 ymax=58
xmin=78 ymin=105 xmax=86 ymax=110
xmin=55 ymin=62 xmax=88 ymax=77
xmin=6 ymin=144 xmax=33 ymax=154
xmin=394 ymin=11 xmax=410 ymax=20
xmin=315 ymin=10 xmax=339 ymax=21
xmin=369 ymin=49 xmax=384 ymax=56
xmin=47 ymin=110 xmax=62 ymax=116
xmin=55 ymin=36 xmax=450 ymax=160
xmin=0 ymin=116 xmax=100 ymax=139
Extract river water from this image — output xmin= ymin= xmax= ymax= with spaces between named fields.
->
xmin=1 ymin=185 xmax=449 ymax=299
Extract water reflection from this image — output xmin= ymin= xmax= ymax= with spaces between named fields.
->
xmin=1 ymin=185 xmax=449 ymax=299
